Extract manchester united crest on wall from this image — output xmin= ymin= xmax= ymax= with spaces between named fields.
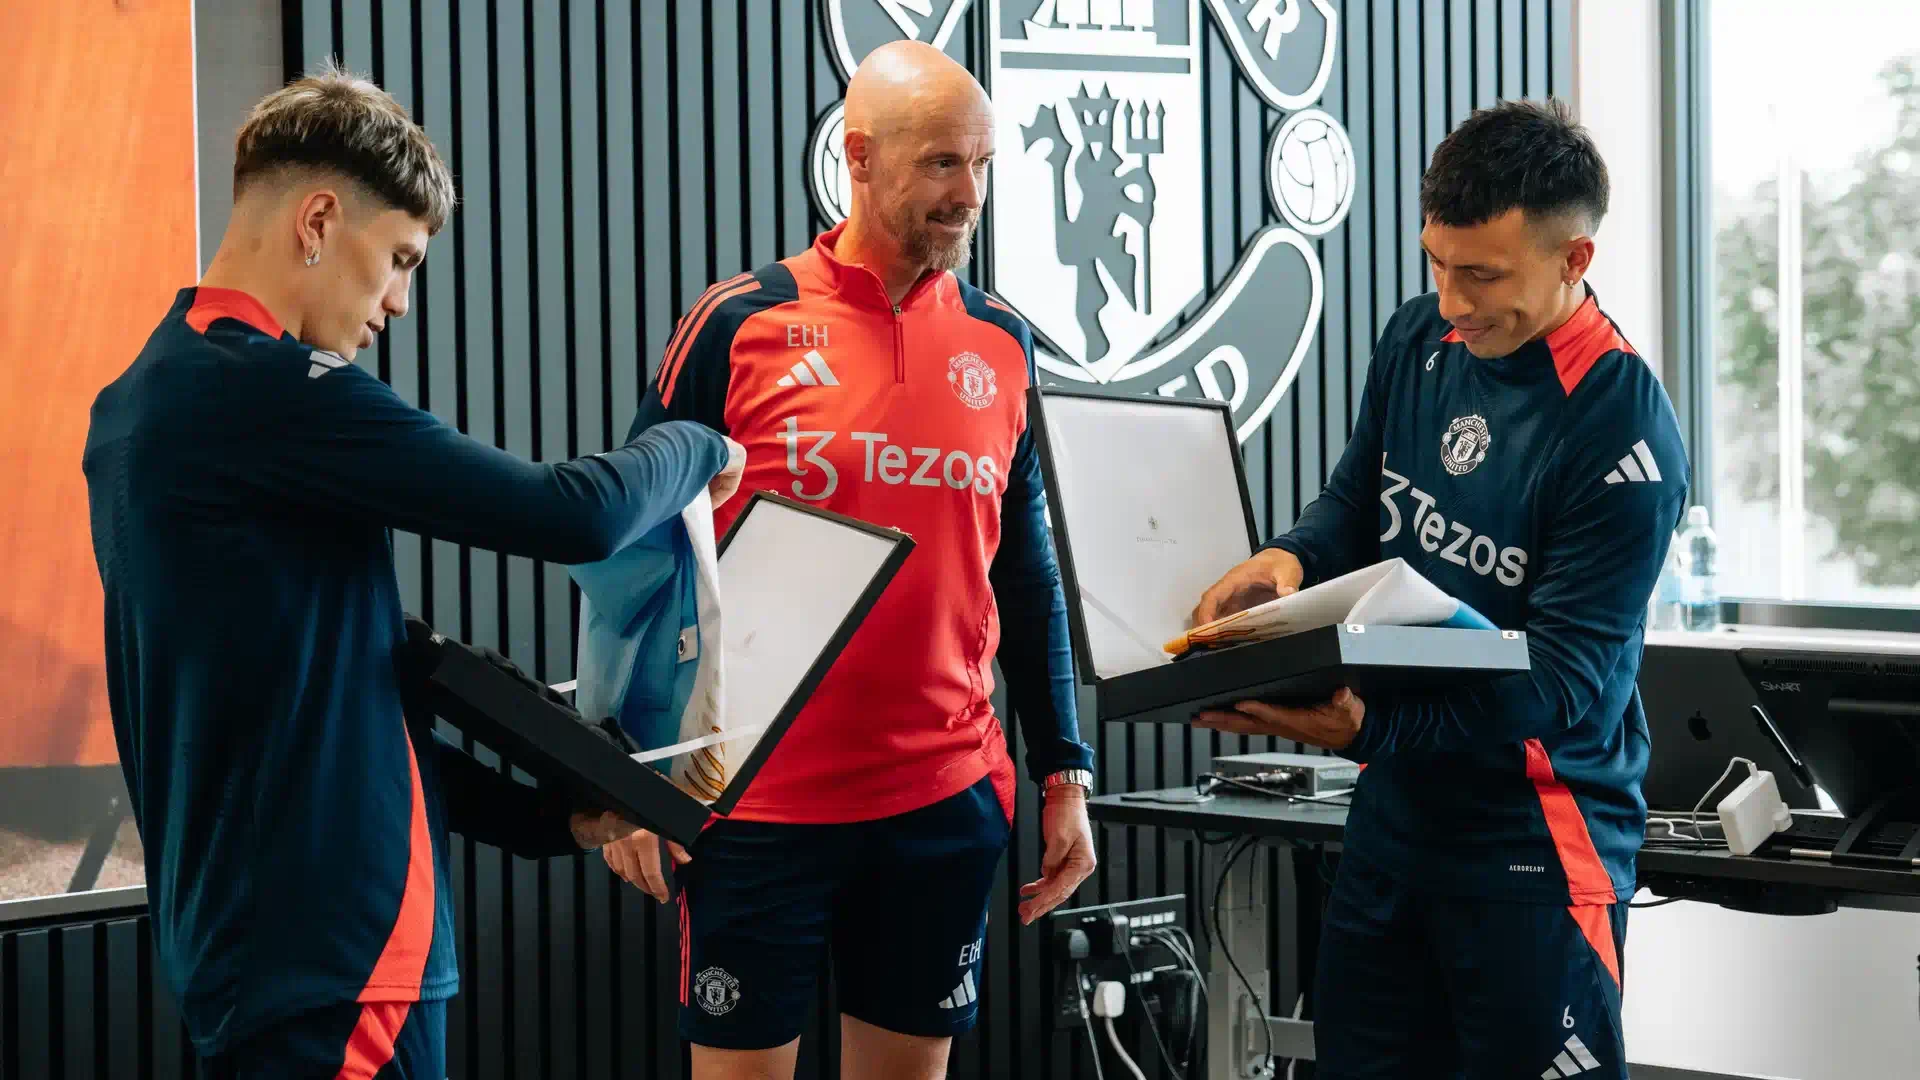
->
xmin=810 ymin=0 xmax=1357 ymax=443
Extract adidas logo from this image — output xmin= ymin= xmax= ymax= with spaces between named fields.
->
xmin=936 ymin=971 xmax=978 ymax=1010
xmin=1602 ymin=440 xmax=1663 ymax=485
xmin=307 ymin=350 xmax=350 ymax=379
xmin=776 ymin=349 xmax=839 ymax=388
xmin=1540 ymin=1035 xmax=1604 ymax=1077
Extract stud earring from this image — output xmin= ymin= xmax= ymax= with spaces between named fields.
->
xmin=305 ymin=250 xmax=319 ymax=267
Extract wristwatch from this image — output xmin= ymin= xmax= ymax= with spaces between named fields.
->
xmin=1041 ymin=769 xmax=1095 ymax=797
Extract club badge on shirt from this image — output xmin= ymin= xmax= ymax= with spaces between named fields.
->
xmin=948 ymin=352 xmax=997 ymax=409
xmin=1441 ymin=415 xmax=1492 ymax=476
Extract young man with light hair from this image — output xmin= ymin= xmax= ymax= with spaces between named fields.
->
xmin=84 ymin=62 xmax=741 ymax=1078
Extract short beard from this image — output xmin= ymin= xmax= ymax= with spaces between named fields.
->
xmin=895 ymin=206 xmax=978 ymax=273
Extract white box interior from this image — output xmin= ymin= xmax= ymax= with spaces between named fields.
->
xmin=638 ymin=498 xmax=902 ymax=792
xmin=1040 ymin=395 xmax=1255 ymax=679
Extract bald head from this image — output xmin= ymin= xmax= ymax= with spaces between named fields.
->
xmin=839 ymin=41 xmax=995 ymax=283
xmin=845 ymin=40 xmax=991 ymax=140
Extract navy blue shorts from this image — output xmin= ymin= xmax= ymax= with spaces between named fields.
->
xmin=676 ymin=773 xmax=1013 ymax=1050
xmin=1313 ymin=858 xmax=1628 ymax=1080
xmin=198 ymin=1000 xmax=444 ymax=1080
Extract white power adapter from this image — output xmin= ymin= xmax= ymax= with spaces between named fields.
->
xmin=1718 ymin=768 xmax=1794 ymax=856
xmin=1092 ymin=980 xmax=1127 ymax=1018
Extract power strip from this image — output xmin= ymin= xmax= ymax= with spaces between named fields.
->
xmin=1046 ymin=895 xmax=1188 ymax=1028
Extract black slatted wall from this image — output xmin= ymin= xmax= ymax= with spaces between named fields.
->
xmin=1 ymin=3 xmax=1570 ymax=1077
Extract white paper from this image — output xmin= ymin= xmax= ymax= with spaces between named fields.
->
xmin=1346 ymin=560 xmax=1466 ymax=626
xmin=668 ymin=489 xmax=729 ymax=798
xmin=703 ymin=498 xmax=899 ymax=776
xmin=1041 ymin=395 xmax=1254 ymax=679
xmin=1176 ymin=558 xmax=1467 ymax=651
xmin=630 ymin=722 xmax=769 ymax=765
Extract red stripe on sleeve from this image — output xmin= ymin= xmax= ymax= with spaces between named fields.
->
xmin=1543 ymin=296 xmax=1625 ymax=396
xmin=185 ymin=287 xmax=285 ymax=338
xmin=1523 ymin=739 xmax=1619 ymax=904
xmin=1567 ymin=905 xmax=1622 ymax=989
xmin=357 ymin=732 xmax=436 ymax=1001
xmin=678 ymin=893 xmax=691 ymax=1006
xmin=334 ymin=1002 xmax=411 ymax=1079
xmin=656 ymin=274 xmax=753 ymax=398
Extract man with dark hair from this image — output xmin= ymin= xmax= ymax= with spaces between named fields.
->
xmin=1191 ymin=99 xmax=1686 ymax=1079
xmin=85 ymin=62 xmax=741 ymax=1078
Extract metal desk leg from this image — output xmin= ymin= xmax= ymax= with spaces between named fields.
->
xmin=1201 ymin=843 xmax=1785 ymax=1080
xmin=1208 ymin=842 xmax=1315 ymax=1078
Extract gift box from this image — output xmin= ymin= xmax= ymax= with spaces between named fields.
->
xmin=406 ymin=492 xmax=913 ymax=845
xmin=1029 ymin=388 xmax=1529 ymax=725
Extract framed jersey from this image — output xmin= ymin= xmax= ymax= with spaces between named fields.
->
xmin=408 ymin=493 xmax=914 ymax=845
xmin=1029 ymin=388 xmax=1529 ymax=724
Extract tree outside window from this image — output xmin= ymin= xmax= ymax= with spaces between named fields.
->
xmin=1708 ymin=3 xmax=1920 ymax=606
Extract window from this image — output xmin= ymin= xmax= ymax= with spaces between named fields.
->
xmin=1700 ymin=2 xmax=1920 ymax=607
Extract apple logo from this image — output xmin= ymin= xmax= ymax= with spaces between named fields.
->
xmin=1687 ymin=711 xmax=1712 ymax=742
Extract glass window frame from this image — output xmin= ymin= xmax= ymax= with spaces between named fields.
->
xmin=1661 ymin=0 xmax=1920 ymax=634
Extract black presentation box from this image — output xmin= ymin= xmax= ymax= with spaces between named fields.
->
xmin=1029 ymin=388 xmax=1529 ymax=724
xmin=408 ymin=492 xmax=914 ymax=846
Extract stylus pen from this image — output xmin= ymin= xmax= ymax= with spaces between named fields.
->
xmin=1751 ymin=704 xmax=1818 ymax=790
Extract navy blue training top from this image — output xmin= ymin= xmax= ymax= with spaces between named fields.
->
xmin=83 ymin=287 xmax=728 ymax=1055
xmin=1269 ymin=288 xmax=1687 ymax=905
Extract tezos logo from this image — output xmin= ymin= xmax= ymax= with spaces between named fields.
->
xmin=1381 ymin=454 xmax=1529 ymax=587
xmin=809 ymin=0 xmax=1354 ymax=444
xmin=693 ymin=966 xmax=741 ymax=1016
xmin=948 ymin=351 xmax=998 ymax=409
xmin=779 ymin=416 xmax=1002 ymax=502
xmin=1440 ymin=415 xmax=1492 ymax=476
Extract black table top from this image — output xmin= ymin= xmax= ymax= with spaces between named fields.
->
xmin=1089 ymin=789 xmax=1920 ymax=904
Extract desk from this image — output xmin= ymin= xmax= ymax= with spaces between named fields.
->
xmin=1090 ymin=789 xmax=1919 ymax=1080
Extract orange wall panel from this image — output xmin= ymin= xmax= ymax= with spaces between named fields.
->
xmin=0 ymin=0 xmax=199 ymax=767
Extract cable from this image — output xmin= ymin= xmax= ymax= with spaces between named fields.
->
xmin=1078 ymin=974 xmax=1108 ymax=1080
xmin=1691 ymin=757 xmax=1757 ymax=841
xmin=1284 ymin=994 xmax=1307 ymax=1080
xmin=1104 ymin=1015 xmax=1150 ymax=1080
xmin=1648 ymin=813 xmax=1724 ymax=837
xmin=1212 ymin=836 xmax=1275 ymax=1074
xmin=1199 ymin=772 xmax=1353 ymax=806
xmin=1142 ymin=928 xmax=1206 ymax=999
xmin=1120 ymin=940 xmax=1187 ymax=1080
xmin=1137 ymin=926 xmax=1207 ymax=1075
xmin=1629 ymin=895 xmax=1694 ymax=909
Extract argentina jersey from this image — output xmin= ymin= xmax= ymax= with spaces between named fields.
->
xmin=1269 ymin=287 xmax=1688 ymax=905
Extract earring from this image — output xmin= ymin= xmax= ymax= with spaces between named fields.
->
xmin=305 ymin=250 xmax=319 ymax=267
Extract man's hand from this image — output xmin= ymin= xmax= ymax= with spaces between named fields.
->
xmin=570 ymin=810 xmax=639 ymax=850
xmin=601 ymin=828 xmax=692 ymax=903
xmin=1191 ymin=547 xmax=1305 ymax=626
xmin=1019 ymin=787 xmax=1096 ymax=925
xmin=1194 ymin=688 xmax=1366 ymax=751
xmin=709 ymin=436 xmax=748 ymax=508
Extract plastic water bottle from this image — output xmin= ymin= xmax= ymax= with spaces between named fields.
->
xmin=1677 ymin=506 xmax=1721 ymax=632
xmin=1648 ymin=540 xmax=1683 ymax=631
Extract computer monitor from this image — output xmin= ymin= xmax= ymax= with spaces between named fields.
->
xmin=1638 ymin=639 xmax=1824 ymax=812
xmin=1735 ymin=646 xmax=1920 ymax=820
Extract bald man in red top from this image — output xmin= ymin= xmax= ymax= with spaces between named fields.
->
xmin=599 ymin=41 xmax=1098 ymax=1080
